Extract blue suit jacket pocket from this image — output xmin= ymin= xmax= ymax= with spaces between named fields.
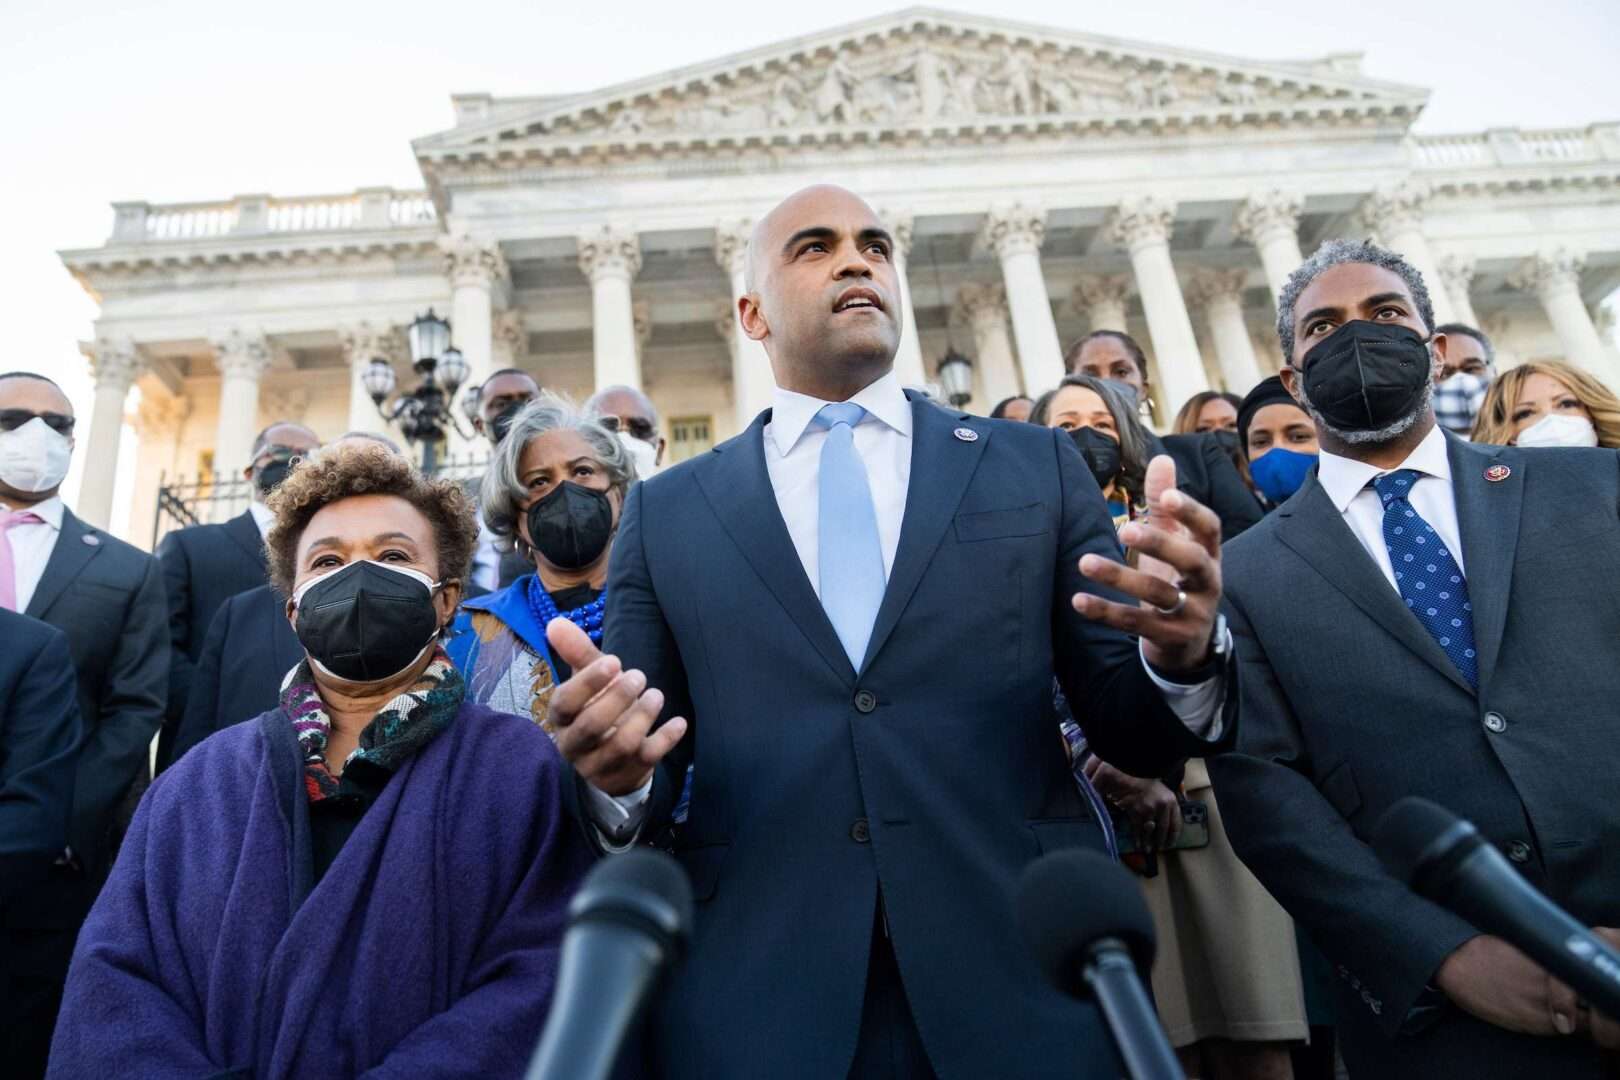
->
xmin=677 ymin=841 xmax=731 ymax=902
xmin=1027 ymin=816 xmax=1101 ymax=856
xmin=1319 ymin=761 xmax=1362 ymax=821
xmin=953 ymin=503 xmax=1048 ymax=543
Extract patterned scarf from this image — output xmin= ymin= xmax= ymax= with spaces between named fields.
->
xmin=280 ymin=646 xmax=466 ymax=803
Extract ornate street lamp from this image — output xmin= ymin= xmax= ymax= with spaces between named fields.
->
xmin=937 ymin=348 xmax=975 ymax=407
xmin=366 ymin=309 xmax=476 ymax=471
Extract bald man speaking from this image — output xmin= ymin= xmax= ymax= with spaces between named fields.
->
xmin=547 ymin=186 xmax=1236 ymax=1079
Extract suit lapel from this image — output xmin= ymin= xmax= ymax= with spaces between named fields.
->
xmin=860 ymin=397 xmax=988 ymax=674
xmin=25 ymin=509 xmax=101 ymax=621
xmin=1447 ymin=435 xmax=1520 ymax=689
xmin=1274 ymin=473 xmax=1474 ymax=694
xmin=225 ymin=509 xmax=268 ymax=568
xmin=694 ymin=413 xmax=856 ymax=686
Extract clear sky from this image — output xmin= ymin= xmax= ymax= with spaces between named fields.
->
xmin=5 ymin=0 xmax=1618 ymax=533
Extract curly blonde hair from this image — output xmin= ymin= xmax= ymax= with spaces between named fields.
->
xmin=264 ymin=443 xmax=478 ymax=597
xmin=1469 ymin=361 xmax=1620 ymax=449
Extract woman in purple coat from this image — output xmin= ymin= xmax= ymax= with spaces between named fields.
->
xmin=47 ymin=443 xmax=594 ymax=1079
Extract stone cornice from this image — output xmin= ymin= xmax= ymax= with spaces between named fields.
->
xmin=61 ymin=229 xmax=442 ymax=280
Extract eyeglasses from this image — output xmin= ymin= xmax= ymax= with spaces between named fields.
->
xmin=0 ymin=409 xmax=75 ymax=435
xmin=597 ymin=415 xmax=657 ymax=441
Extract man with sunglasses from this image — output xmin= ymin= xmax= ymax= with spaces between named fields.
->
xmin=0 ymin=371 xmax=167 ymax=1077
xmin=586 ymin=383 xmax=665 ymax=479
xmin=153 ymin=421 xmax=317 ymax=771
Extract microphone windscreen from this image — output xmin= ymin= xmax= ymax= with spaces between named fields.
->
xmin=569 ymin=849 xmax=695 ymax=953
xmin=1016 ymin=849 xmax=1156 ymax=994
xmin=1372 ymin=796 xmax=1475 ymax=888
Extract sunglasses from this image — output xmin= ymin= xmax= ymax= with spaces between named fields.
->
xmin=0 ymin=409 xmax=75 ymax=435
xmin=597 ymin=415 xmax=657 ymax=441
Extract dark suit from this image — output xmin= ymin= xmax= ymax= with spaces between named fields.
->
xmin=155 ymin=510 xmax=268 ymax=768
xmin=1151 ymin=432 xmax=1264 ymax=542
xmin=1208 ymin=436 xmax=1620 ymax=1079
xmin=604 ymin=393 xmax=1233 ymax=1079
xmin=170 ymin=584 xmax=303 ymax=766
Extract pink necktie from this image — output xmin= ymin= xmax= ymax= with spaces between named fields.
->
xmin=0 ymin=510 xmax=43 ymax=612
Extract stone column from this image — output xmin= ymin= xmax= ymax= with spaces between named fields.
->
xmin=78 ymin=340 xmax=142 ymax=531
xmin=1437 ymin=254 xmax=1480 ymax=328
xmin=714 ymin=220 xmax=774 ymax=427
xmin=578 ymin=225 xmax=644 ymax=391
xmin=339 ymin=323 xmax=398 ymax=435
xmin=441 ymin=235 xmax=509 ymax=393
xmin=1510 ymin=250 xmax=1619 ymax=383
xmin=1359 ymin=180 xmax=1456 ymax=324
xmin=1106 ymin=196 xmax=1210 ymax=416
xmin=212 ymin=330 xmax=271 ymax=472
xmin=1186 ymin=268 xmax=1265 ymax=392
xmin=1233 ymin=189 xmax=1305 ymax=303
xmin=1071 ymin=275 xmax=1132 ymax=334
xmin=980 ymin=204 xmax=1064 ymax=396
xmin=884 ymin=211 xmax=928 ymax=387
xmin=491 ymin=309 xmax=528 ymax=372
xmin=957 ymin=283 xmax=1023 ymax=404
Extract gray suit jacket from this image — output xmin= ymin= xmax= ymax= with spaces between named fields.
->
xmin=1208 ymin=433 xmax=1620 ymax=1080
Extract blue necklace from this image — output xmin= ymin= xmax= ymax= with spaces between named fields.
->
xmin=525 ymin=575 xmax=607 ymax=646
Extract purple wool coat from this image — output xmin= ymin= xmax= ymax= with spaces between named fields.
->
xmin=47 ymin=701 xmax=594 ymax=1079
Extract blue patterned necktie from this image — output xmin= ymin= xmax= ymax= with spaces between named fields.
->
xmin=814 ymin=403 xmax=886 ymax=668
xmin=1372 ymin=469 xmax=1478 ymax=689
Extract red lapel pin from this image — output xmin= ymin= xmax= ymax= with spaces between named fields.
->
xmin=1484 ymin=464 xmax=1511 ymax=483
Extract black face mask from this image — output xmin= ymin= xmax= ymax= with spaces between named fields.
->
xmin=1069 ymin=426 xmax=1123 ymax=490
xmin=488 ymin=399 xmax=529 ymax=446
xmin=526 ymin=481 xmax=614 ymax=570
xmin=1299 ymin=321 xmax=1433 ymax=433
xmin=253 ymin=450 xmax=297 ymax=496
xmin=291 ymin=560 xmax=441 ymax=683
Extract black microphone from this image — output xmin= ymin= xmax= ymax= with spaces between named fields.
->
xmin=1374 ymin=796 xmax=1620 ymax=1018
xmin=525 ymin=849 xmax=694 ymax=1080
xmin=1017 ymin=849 xmax=1181 ymax=1080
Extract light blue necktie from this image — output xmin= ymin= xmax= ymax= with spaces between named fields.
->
xmin=814 ymin=403 xmax=886 ymax=668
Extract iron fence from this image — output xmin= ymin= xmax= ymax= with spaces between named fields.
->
xmin=152 ymin=450 xmax=491 ymax=548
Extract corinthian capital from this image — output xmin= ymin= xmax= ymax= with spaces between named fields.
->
xmin=1509 ymin=249 xmax=1585 ymax=298
xmin=131 ymin=391 xmax=191 ymax=439
xmin=440 ymin=234 xmax=510 ymax=290
xmin=212 ymin=330 xmax=271 ymax=381
xmin=880 ymin=209 xmax=915 ymax=258
xmin=956 ymin=282 xmax=1009 ymax=330
xmin=88 ymin=339 xmax=143 ymax=394
xmin=338 ymin=323 xmax=401 ymax=368
xmin=1105 ymin=196 xmax=1177 ymax=255
xmin=493 ymin=309 xmax=528 ymax=365
xmin=1184 ymin=267 xmax=1251 ymax=307
xmin=1071 ymin=275 xmax=1132 ymax=314
xmin=979 ymin=204 xmax=1046 ymax=261
xmin=714 ymin=220 xmax=752 ymax=278
xmin=578 ymin=224 xmax=642 ymax=283
xmin=1437 ymin=253 xmax=1476 ymax=298
xmin=1359 ymin=178 xmax=1432 ymax=236
xmin=1233 ymin=189 xmax=1303 ymax=247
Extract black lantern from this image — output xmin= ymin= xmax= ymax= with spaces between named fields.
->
xmin=937 ymin=349 xmax=974 ymax=407
xmin=369 ymin=309 xmax=477 ymax=471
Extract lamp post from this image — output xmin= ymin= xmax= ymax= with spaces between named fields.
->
xmin=364 ymin=309 xmax=476 ymax=471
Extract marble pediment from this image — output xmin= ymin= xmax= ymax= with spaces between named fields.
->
xmin=415 ymin=8 xmax=1428 ymax=159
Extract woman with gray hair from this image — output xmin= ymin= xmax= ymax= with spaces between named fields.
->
xmin=445 ymin=393 xmax=637 ymax=732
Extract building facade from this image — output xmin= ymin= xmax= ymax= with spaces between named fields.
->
xmin=60 ymin=8 xmax=1620 ymax=545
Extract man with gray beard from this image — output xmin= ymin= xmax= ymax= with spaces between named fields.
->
xmin=1207 ymin=239 xmax=1620 ymax=1078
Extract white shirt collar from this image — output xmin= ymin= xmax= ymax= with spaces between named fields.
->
xmin=0 ymin=493 xmax=64 ymax=530
xmin=248 ymin=499 xmax=276 ymax=537
xmin=767 ymin=369 xmax=914 ymax=457
xmin=1316 ymin=422 xmax=1453 ymax=513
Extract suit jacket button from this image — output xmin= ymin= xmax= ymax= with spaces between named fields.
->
xmin=850 ymin=819 xmax=871 ymax=843
xmin=1483 ymin=711 xmax=1507 ymax=734
xmin=1507 ymin=841 xmax=1532 ymax=864
xmin=853 ymin=690 xmax=877 ymax=714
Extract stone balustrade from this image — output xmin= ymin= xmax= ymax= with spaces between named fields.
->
xmin=1411 ymin=123 xmax=1620 ymax=169
xmin=110 ymin=188 xmax=436 ymax=243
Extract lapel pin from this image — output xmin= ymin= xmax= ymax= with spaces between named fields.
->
xmin=953 ymin=427 xmax=979 ymax=443
xmin=1484 ymin=464 xmax=1511 ymax=483
xmin=82 ymin=533 xmax=101 ymax=546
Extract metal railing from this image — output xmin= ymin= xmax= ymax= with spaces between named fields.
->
xmin=152 ymin=450 xmax=491 ymax=548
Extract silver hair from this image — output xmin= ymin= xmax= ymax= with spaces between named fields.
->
xmin=480 ymin=392 xmax=636 ymax=547
xmin=1275 ymin=238 xmax=1436 ymax=361
xmin=584 ymin=384 xmax=659 ymax=425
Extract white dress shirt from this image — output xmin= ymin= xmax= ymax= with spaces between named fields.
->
xmin=248 ymin=499 xmax=275 ymax=539
xmin=1315 ymin=423 xmax=1464 ymax=591
xmin=585 ymin=371 xmax=1226 ymax=841
xmin=1 ymin=494 xmax=64 ymax=614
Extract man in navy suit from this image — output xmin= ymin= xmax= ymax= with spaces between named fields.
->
xmin=154 ymin=420 xmax=317 ymax=769
xmin=1208 ymin=239 xmax=1620 ymax=1078
xmin=544 ymin=186 xmax=1237 ymax=1079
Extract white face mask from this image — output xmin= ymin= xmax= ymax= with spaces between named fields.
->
xmin=0 ymin=417 xmax=73 ymax=494
xmin=1516 ymin=412 xmax=1599 ymax=449
xmin=617 ymin=430 xmax=659 ymax=480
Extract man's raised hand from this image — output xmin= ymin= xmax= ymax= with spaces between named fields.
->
xmin=1071 ymin=454 xmax=1223 ymax=675
xmin=546 ymin=618 xmax=688 ymax=797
